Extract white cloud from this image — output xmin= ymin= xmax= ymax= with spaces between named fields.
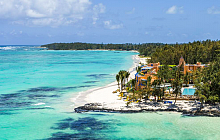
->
xmin=26 ymin=9 xmax=45 ymax=18
xmin=0 ymin=0 xmax=105 ymax=27
xmin=182 ymin=34 xmax=188 ymax=37
xmin=127 ymin=8 xmax=135 ymax=14
xmin=167 ymin=31 xmax=173 ymax=36
xmin=48 ymin=33 xmax=52 ymax=37
xmin=166 ymin=6 xmax=183 ymax=14
xmin=166 ymin=6 xmax=177 ymax=14
xmin=92 ymin=3 xmax=106 ymax=24
xmin=104 ymin=20 xmax=123 ymax=29
xmin=31 ymin=18 xmax=58 ymax=26
xmin=8 ymin=30 xmax=23 ymax=35
xmin=203 ymin=33 xmax=212 ymax=38
xmin=10 ymin=30 xmax=17 ymax=35
xmin=77 ymin=32 xmax=84 ymax=36
xmin=207 ymin=6 xmax=220 ymax=14
xmin=93 ymin=3 xmax=105 ymax=13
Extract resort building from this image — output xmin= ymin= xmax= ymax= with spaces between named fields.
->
xmin=146 ymin=62 xmax=160 ymax=73
xmin=178 ymin=56 xmax=207 ymax=74
xmin=135 ymin=63 xmax=159 ymax=90
xmin=135 ymin=57 xmax=207 ymax=90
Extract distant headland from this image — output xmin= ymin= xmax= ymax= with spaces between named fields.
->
xmin=42 ymin=40 xmax=219 ymax=65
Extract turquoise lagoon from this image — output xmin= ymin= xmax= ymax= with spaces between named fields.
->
xmin=0 ymin=46 xmax=220 ymax=140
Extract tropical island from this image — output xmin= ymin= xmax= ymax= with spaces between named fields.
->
xmin=42 ymin=40 xmax=220 ymax=116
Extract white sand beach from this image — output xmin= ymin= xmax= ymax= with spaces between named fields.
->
xmin=71 ymin=55 xmax=147 ymax=109
xmin=72 ymin=55 xmax=220 ymax=116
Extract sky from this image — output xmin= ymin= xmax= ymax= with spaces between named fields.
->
xmin=0 ymin=0 xmax=220 ymax=45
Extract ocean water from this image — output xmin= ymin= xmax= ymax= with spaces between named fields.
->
xmin=1 ymin=46 xmax=220 ymax=140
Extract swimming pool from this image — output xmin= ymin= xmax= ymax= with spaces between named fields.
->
xmin=182 ymin=88 xmax=196 ymax=95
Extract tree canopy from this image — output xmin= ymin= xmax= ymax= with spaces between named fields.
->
xmin=41 ymin=42 xmax=164 ymax=52
xmin=149 ymin=40 xmax=220 ymax=65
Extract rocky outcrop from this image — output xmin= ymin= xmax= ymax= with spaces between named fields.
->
xmin=74 ymin=102 xmax=220 ymax=117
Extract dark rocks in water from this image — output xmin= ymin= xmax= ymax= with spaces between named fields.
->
xmin=27 ymin=94 xmax=60 ymax=99
xmin=86 ymin=74 xmax=109 ymax=79
xmin=62 ymin=85 xmax=95 ymax=90
xmin=51 ymin=117 xmax=109 ymax=131
xmin=74 ymin=103 xmax=220 ymax=117
xmin=77 ymin=85 xmax=95 ymax=88
xmin=47 ymin=117 xmax=113 ymax=140
xmin=84 ymin=81 xmax=99 ymax=83
xmin=26 ymin=107 xmax=54 ymax=110
xmin=70 ymin=117 xmax=107 ymax=131
xmin=75 ymin=103 xmax=104 ymax=113
xmin=84 ymin=103 xmax=102 ymax=106
xmin=45 ymin=132 xmax=104 ymax=140
xmin=0 ymin=111 xmax=17 ymax=115
xmin=45 ymin=132 xmax=76 ymax=140
xmin=51 ymin=122 xmax=71 ymax=130
xmin=191 ymin=110 xmax=220 ymax=117
xmin=27 ymin=87 xmax=58 ymax=92
xmin=61 ymin=118 xmax=74 ymax=122
xmin=1 ymin=85 xmax=94 ymax=109
xmin=0 ymin=93 xmax=22 ymax=101
xmin=2 ymin=101 xmax=33 ymax=108
xmin=62 ymin=87 xmax=77 ymax=90
xmin=49 ymin=95 xmax=60 ymax=98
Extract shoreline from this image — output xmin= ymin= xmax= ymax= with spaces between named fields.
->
xmin=42 ymin=47 xmax=140 ymax=53
xmin=71 ymin=54 xmax=146 ymax=108
xmin=71 ymin=55 xmax=220 ymax=117
xmin=74 ymin=102 xmax=220 ymax=117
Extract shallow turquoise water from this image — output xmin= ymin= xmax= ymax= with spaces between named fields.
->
xmin=182 ymin=88 xmax=196 ymax=95
xmin=1 ymin=46 xmax=220 ymax=140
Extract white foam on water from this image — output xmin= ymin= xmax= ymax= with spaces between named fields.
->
xmin=0 ymin=46 xmax=16 ymax=50
xmin=33 ymin=102 xmax=46 ymax=106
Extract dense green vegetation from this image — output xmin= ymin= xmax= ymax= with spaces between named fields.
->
xmin=113 ymin=40 xmax=220 ymax=106
xmin=42 ymin=40 xmax=220 ymax=65
xmin=148 ymin=40 xmax=220 ymax=105
xmin=149 ymin=40 xmax=220 ymax=65
xmin=43 ymin=40 xmax=220 ymax=105
xmin=194 ymin=58 xmax=220 ymax=105
xmin=41 ymin=42 xmax=164 ymax=55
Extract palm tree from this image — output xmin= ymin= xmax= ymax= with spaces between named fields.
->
xmin=136 ymin=66 xmax=141 ymax=73
xmin=125 ymin=71 xmax=130 ymax=83
xmin=140 ymin=76 xmax=152 ymax=101
xmin=123 ymin=71 xmax=127 ymax=88
xmin=157 ymin=65 xmax=170 ymax=98
xmin=152 ymin=80 xmax=161 ymax=101
xmin=145 ymin=76 xmax=152 ymax=100
xmin=131 ymin=79 xmax=136 ymax=100
xmin=172 ymin=68 xmax=183 ymax=104
xmin=119 ymin=70 xmax=125 ymax=91
xmin=194 ymin=85 xmax=207 ymax=110
xmin=116 ymin=74 xmax=120 ymax=89
xmin=183 ymin=71 xmax=190 ymax=87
